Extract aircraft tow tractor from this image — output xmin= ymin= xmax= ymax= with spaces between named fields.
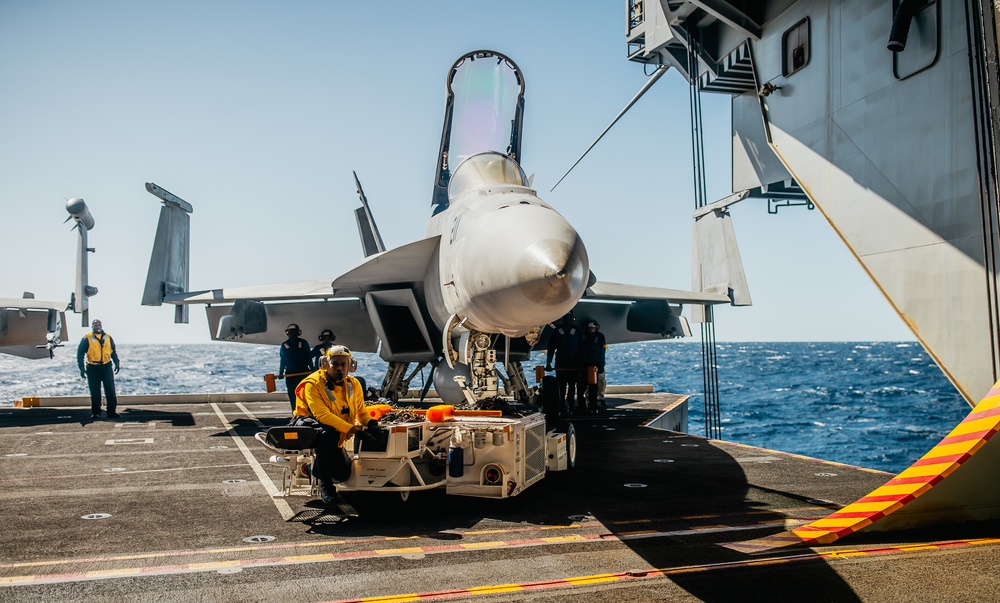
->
xmin=255 ymin=386 xmax=577 ymax=502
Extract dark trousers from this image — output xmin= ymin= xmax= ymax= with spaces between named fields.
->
xmin=290 ymin=417 xmax=351 ymax=483
xmin=86 ymin=363 xmax=117 ymax=414
xmin=556 ymin=369 xmax=581 ymax=409
xmin=583 ymin=382 xmax=599 ymax=409
xmin=285 ymin=374 xmax=307 ymax=411
xmin=579 ymin=367 xmax=603 ymax=410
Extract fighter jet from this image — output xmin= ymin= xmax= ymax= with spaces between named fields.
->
xmin=2 ymin=197 xmax=99 ymax=359
xmin=141 ymin=50 xmax=737 ymax=404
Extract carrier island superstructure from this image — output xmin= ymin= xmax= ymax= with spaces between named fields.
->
xmin=624 ymin=0 xmax=1000 ymax=542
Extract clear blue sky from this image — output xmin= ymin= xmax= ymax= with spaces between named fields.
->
xmin=0 ymin=1 xmax=914 ymax=345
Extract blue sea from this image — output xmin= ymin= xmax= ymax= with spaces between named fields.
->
xmin=0 ymin=341 xmax=970 ymax=474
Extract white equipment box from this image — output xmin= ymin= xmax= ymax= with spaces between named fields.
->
xmin=339 ymin=411 xmax=573 ymax=499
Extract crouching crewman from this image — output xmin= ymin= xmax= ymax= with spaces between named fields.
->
xmin=291 ymin=345 xmax=379 ymax=506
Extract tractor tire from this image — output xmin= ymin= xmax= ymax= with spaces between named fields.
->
xmin=540 ymin=375 xmax=559 ymax=421
xmin=556 ymin=420 xmax=577 ymax=470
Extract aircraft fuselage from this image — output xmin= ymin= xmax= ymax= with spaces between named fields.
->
xmin=426 ymin=152 xmax=589 ymax=338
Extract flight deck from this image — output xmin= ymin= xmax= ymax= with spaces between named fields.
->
xmin=2 ymin=394 xmax=999 ymax=602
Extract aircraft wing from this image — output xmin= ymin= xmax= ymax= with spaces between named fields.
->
xmin=165 ymin=237 xmax=442 ymax=306
xmin=164 ymin=279 xmax=337 ymax=304
xmin=0 ymin=298 xmax=70 ymax=311
xmin=0 ymin=344 xmax=54 ymax=360
xmin=584 ymin=281 xmax=731 ymax=305
xmin=168 ymin=280 xmax=385 ymax=350
xmin=205 ymin=298 xmax=380 ymax=350
xmin=331 ymin=236 xmax=441 ymax=295
xmin=157 ymin=236 xmax=442 ymax=351
xmin=537 ymin=280 xmax=732 ymax=347
xmin=0 ymin=299 xmax=69 ymax=360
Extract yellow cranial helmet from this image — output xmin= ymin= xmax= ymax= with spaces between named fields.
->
xmin=323 ymin=345 xmax=357 ymax=372
xmin=325 ymin=345 xmax=352 ymax=359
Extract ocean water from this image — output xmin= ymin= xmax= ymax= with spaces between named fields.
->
xmin=0 ymin=341 xmax=969 ymax=473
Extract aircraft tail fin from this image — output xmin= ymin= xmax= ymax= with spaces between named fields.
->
xmin=353 ymin=171 xmax=385 ymax=258
xmin=142 ymin=183 xmax=192 ymax=323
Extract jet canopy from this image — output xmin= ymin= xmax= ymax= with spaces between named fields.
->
xmin=432 ymin=50 xmax=525 ymax=214
xmin=448 ymin=152 xmax=528 ymax=203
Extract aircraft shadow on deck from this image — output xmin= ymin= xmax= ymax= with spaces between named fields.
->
xmin=280 ymin=400 xmax=864 ymax=601
xmin=554 ymin=405 xmax=861 ymax=602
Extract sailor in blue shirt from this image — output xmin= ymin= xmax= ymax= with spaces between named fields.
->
xmin=278 ymin=323 xmax=312 ymax=411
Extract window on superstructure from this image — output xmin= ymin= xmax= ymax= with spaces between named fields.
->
xmin=629 ymin=1 xmax=644 ymax=31
xmin=782 ymin=18 xmax=810 ymax=77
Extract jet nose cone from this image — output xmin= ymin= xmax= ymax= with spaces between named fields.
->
xmin=518 ymin=237 xmax=588 ymax=308
xmin=455 ymin=202 xmax=589 ymax=336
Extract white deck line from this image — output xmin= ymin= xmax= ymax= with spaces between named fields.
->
xmin=209 ymin=402 xmax=294 ymax=521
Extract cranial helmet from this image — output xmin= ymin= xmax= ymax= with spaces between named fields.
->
xmin=324 ymin=345 xmax=357 ymax=372
xmin=285 ymin=323 xmax=301 ymax=337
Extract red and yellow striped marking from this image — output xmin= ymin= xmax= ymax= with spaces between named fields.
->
xmin=727 ymin=378 xmax=1000 ymax=553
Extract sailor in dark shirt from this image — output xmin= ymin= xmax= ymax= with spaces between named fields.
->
xmin=278 ymin=323 xmax=312 ymax=411
xmin=310 ymin=329 xmax=336 ymax=370
xmin=545 ymin=312 xmax=582 ymax=414
xmin=579 ymin=319 xmax=607 ymax=413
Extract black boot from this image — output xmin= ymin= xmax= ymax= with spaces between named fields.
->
xmin=319 ymin=480 xmax=339 ymax=506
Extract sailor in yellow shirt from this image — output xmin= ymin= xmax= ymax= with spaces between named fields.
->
xmin=291 ymin=345 xmax=378 ymax=505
